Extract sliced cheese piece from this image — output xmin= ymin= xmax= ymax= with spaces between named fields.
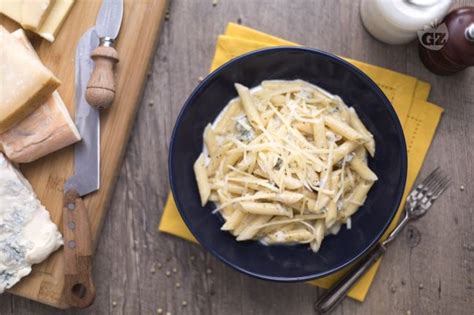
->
xmin=0 ymin=1 xmax=22 ymax=24
xmin=0 ymin=92 xmax=81 ymax=163
xmin=37 ymin=0 xmax=74 ymax=42
xmin=0 ymin=0 xmax=74 ymax=42
xmin=0 ymin=153 xmax=63 ymax=293
xmin=21 ymin=0 xmax=56 ymax=30
xmin=0 ymin=29 xmax=80 ymax=163
xmin=0 ymin=25 xmax=61 ymax=133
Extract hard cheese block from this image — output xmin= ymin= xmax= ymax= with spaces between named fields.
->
xmin=21 ymin=0 xmax=55 ymax=30
xmin=0 ymin=29 xmax=81 ymax=164
xmin=0 ymin=153 xmax=63 ymax=293
xmin=0 ymin=0 xmax=74 ymax=42
xmin=0 ymin=25 xmax=61 ymax=133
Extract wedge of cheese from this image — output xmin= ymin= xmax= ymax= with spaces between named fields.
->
xmin=37 ymin=0 xmax=74 ymax=42
xmin=0 ymin=25 xmax=61 ymax=133
xmin=22 ymin=0 xmax=56 ymax=30
xmin=0 ymin=29 xmax=80 ymax=163
xmin=0 ymin=0 xmax=74 ymax=42
xmin=0 ymin=152 xmax=63 ymax=293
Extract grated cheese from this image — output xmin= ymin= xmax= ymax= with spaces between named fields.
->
xmin=195 ymin=80 xmax=377 ymax=253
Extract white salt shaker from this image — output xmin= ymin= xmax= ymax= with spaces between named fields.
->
xmin=360 ymin=0 xmax=452 ymax=45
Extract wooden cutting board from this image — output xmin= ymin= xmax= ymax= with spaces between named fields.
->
xmin=0 ymin=0 xmax=168 ymax=308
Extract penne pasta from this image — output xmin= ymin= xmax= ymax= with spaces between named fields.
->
xmin=324 ymin=115 xmax=365 ymax=142
xmin=310 ymin=220 xmax=326 ymax=252
xmin=221 ymin=205 xmax=246 ymax=231
xmin=312 ymin=118 xmax=328 ymax=149
xmin=194 ymin=153 xmax=211 ymax=206
xmin=235 ymin=83 xmax=263 ymax=128
xmin=239 ymin=201 xmax=293 ymax=217
xmin=348 ymin=107 xmax=376 ymax=157
xmin=214 ymin=99 xmax=242 ymax=134
xmin=340 ymin=181 xmax=374 ymax=219
xmin=194 ymin=80 xmax=377 ymax=252
xmin=349 ymin=156 xmax=378 ymax=181
xmin=204 ymin=123 xmax=218 ymax=157
xmin=236 ymin=215 xmax=272 ymax=241
xmin=264 ymin=229 xmax=314 ymax=244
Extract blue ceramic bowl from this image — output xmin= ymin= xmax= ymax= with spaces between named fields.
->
xmin=169 ymin=47 xmax=407 ymax=282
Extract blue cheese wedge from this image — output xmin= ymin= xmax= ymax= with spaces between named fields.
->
xmin=0 ymin=153 xmax=63 ymax=293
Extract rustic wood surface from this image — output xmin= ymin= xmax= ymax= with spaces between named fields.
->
xmin=1 ymin=0 xmax=473 ymax=314
xmin=0 ymin=0 xmax=168 ymax=307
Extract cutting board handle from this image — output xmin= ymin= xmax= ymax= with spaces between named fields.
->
xmin=85 ymin=45 xmax=119 ymax=110
xmin=62 ymin=190 xmax=96 ymax=308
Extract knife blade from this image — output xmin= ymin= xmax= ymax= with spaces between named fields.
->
xmin=65 ymin=28 xmax=100 ymax=196
xmin=85 ymin=0 xmax=124 ymax=110
xmin=62 ymin=28 xmax=99 ymax=308
xmin=95 ymin=0 xmax=124 ymax=39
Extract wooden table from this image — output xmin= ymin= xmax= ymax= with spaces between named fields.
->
xmin=1 ymin=0 xmax=473 ymax=314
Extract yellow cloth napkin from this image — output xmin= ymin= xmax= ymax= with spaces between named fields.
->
xmin=159 ymin=23 xmax=444 ymax=302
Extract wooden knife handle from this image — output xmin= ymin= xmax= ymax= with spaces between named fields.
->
xmin=85 ymin=45 xmax=119 ymax=110
xmin=62 ymin=190 xmax=96 ymax=308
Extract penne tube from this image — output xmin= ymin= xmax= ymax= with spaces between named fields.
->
xmin=204 ymin=123 xmax=218 ymax=156
xmin=221 ymin=208 xmax=245 ymax=231
xmin=294 ymin=122 xmax=313 ymax=135
xmin=335 ymin=98 xmax=351 ymax=122
xmin=223 ymin=151 xmax=243 ymax=173
xmin=235 ymin=83 xmax=263 ymax=128
xmin=217 ymin=190 xmax=233 ymax=218
xmin=236 ymin=215 xmax=272 ymax=241
xmin=348 ymin=107 xmax=375 ymax=157
xmin=270 ymin=94 xmax=286 ymax=107
xmin=325 ymin=200 xmax=337 ymax=229
xmin=272 ymin=191 xmax=304 ymax=204
xmin=212 ymin=181 xmax=247 ymax=195
xmin=310 ymin=220 xmax=326 ymax=252
xmin=207 ymin=143 xmax=232 ymax=176
xmin=214 ymin=99 xmax=242 ymax=134
xmin=208 ymin=192 xmax=219 ymax=202
xmin=239 ymin=201 xmax=293 ymax=217
xmin=264 ymin=229 xmax=313 ymax=244
xmin=324 ymin=115 xmax=365 ymax=142
xmin=194 ymin=153 xmax=211 ymax=206
xmin=282 ymin=175 xmax=304 ymax=190
xmin=236 ymin=151 xmax=257 ymax=172
xmin=325 ymin=171 xmax=340 ymax=228
xmin=233 ymin=213 xmax=257 ymax=236
xmin=340 ymin=181 xmax=374 ymax=219
xmin=261 ymin=109 xmax=276 ymax=127
xmin=331 ymin=141 xmax=359 ymax=166
xmin=349 ymin=156 xmax=378 ymax=181
xmin=312 ymin=118 xmax=328 ymax=149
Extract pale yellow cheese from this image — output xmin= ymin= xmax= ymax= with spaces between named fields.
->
xmin=0 ymin=1 xmax=22 ymax=22
xmin=0 ymin=26 xmax=61 ymax=133
xmin=21 ymin=0 xmax=55 ymax=30
xmin=0 ymin=29 xmax=80 ymax=163
xmin=0 ymin=0 xmax=74 ymax=42
xmin=37 ymin=0 xmax=74 ymax=42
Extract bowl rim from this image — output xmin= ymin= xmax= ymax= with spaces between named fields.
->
xmin=168 ymin=46 xmax=407 ymax=282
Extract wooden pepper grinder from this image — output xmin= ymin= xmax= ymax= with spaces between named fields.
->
xmin=419 ymin=6 xmax=474 ymax=75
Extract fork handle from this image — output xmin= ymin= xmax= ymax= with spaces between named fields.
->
xmin=314 ymin=243 xmax=386 ymax=314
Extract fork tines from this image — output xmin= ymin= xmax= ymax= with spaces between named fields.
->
xmin=418 ymin=167 xmax=450 ymax=199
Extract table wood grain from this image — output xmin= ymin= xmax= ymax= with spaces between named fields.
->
xmin=1 ymin=0 xmax=473 ymax=314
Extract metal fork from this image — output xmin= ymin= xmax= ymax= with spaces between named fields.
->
xmin=314 ymin=168 xmax=450 ymax=314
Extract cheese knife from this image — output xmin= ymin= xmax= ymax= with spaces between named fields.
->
xmin=85 ymin=0 xmax=124 ymax=110
xmin=62 ymin=28 xmax=100 ymax=308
